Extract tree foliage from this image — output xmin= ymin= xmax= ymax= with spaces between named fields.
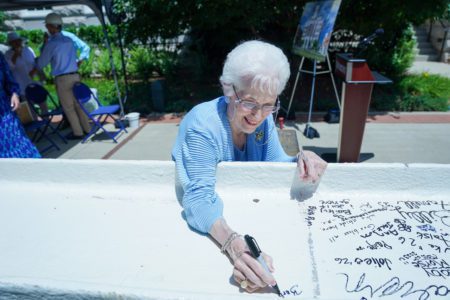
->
xmin=0 ymin=11 xmax=5 ymax=30
xmin=114 ymin=0 xmax=448 ymax=77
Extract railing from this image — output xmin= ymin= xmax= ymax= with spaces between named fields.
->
xmin=428 ymin=19 xmax=449 ymax=62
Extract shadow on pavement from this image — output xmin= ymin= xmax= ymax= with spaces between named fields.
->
xmin=304 ymin=146 xmax=375 ymax=163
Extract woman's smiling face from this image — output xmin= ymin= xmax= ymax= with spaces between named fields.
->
xmin=227 ymin=87 xmax=277 ymax=135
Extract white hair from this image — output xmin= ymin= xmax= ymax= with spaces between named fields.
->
xmin=220 ymin=40 xmax=291 ymax=98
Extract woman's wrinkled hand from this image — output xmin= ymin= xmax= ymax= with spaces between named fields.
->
xmin=227 ymin=237 xmax=276 ymax=293
xmin=297 ymin=150 xmax=328 ymax=183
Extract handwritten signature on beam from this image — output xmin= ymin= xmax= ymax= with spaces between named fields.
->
xmin=339 ymin=272 xmax=450 ymax=300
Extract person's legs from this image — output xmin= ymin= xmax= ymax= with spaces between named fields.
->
xmin=55 ymin=75 xmax=84 ymax=136
xmin=69 ymin=74 xmax=91 ymax=134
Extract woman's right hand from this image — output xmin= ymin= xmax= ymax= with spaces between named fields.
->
xmin=297 ymin=149 xmax=327 ymax=183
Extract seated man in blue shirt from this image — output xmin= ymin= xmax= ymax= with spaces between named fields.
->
xmin=172 ymin=40 xmax=327 ymax=293
xmin=36 ymin=13 xmax=91 ymax=139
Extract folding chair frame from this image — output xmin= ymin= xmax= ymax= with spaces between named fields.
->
xmin=24 ymin=120 xmax=60 ymax=153
xmin=25 ymin=83 xmax=67 ymax=144
xmin=72 ymin=82 xmax=128 ymax=143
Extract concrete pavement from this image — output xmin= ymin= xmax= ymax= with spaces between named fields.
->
xmin=33 ymin=59 xmax=450 ymax=162
xmin=408 ymin=61 xmax=450 ymax=77
xmin=38 ymin=112 xmax=450 ymax=164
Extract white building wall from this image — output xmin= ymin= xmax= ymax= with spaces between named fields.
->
xmin=4 ymin=5 xmax=100 ymax=31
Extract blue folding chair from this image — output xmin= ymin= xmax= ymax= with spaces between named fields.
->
xmin=72 ymin=82 xmax=127 ymax=143
xmin=24 ymin=120 xmax=60 ymax=153
xmin=25 ymin=83 xmax=67 ymax=144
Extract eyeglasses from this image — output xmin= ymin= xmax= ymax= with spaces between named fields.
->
xmin=232 ymin=86 xmax=280 ymax=114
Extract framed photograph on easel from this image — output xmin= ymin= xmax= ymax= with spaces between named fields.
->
xmin=292 ymin=0 xmax=341 ymax=61
xmin=287 ymin=0 xmax=342 ymax=138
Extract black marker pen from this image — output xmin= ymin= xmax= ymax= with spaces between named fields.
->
xmin=244 ymin=234 xmax=282 ymax=296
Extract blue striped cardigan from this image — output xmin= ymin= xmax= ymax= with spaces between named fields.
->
xmin=172 ymin=96 xmax=295 ymax=233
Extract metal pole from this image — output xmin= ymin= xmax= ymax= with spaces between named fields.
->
xmin=439 ymin=29 xmax=448 ymax=62
xmin=100 ymin=0 xmax=124 ymax=117
xmin=326 ymin=53 xmax=341 ymax=110
xmin=286 ymin=56 xmax=305 ymax=118
xmin=306 ymin=60 xmax=317 ymax=129
xmin=427 ymin=19 xmax=433 ymax=43
xmin=117 ymin=24 xmax=129 ymax=104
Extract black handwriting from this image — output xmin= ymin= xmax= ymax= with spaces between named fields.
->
xmin=281 ymin=284 xmax=302 ymax=297
xmin=340 ymin=272 xmax=450 ymax=300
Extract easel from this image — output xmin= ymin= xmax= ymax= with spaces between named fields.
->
xmin=286 ymin=53 xmax=341 ymax=138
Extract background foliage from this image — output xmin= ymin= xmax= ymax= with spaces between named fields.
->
xmin=113 ymin=0 xmax=448 ymax=77
xmin=1 ymin=0 xmax=449 ymax=113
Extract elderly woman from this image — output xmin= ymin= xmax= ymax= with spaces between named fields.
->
xmin=172 ymin=40 xmax=326 ymax=293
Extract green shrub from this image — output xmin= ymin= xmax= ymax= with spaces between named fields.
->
xmin=17 ymin=29 xmax=44 ymax=50
xmin=371 ymin=73 xmax=450 ymax=111
xmin=399 ymin=73 xmax=450 ymax=99
xmin=64 ymin=25 xmax=117 ymax=46
xmin=446 ymin=3 xmax=450 ymax=21
xmin=128 ymin=47 xmax=177 ymax=79
xmin=399 ymin=95 xmax=448 ymax=111
xmin=165 ymin=99 xmax=194 ymax=113
xmin=390 ymin=27 xmax=416 ymax=77
xmin=124 ymin=81 xmax=152 ymax=114
xmin=397 ymin=74 xmax=450 ymax=111
xmin=365 ymin=25 xmax=416 ymax=78
xmin=83 ymin=78 xmax=123 ymax=105
xmin=75 ymin=25 xmax=106 ymax=46
xmin=96 ymin=47 xmax=122 ymax=79
xmin=79 ymin=55 xmax=94 ymax=78
xmin=127 ymin=47 xmax=154 ymax=80
xmin=371 ymin=85 xmax=401 ymax=111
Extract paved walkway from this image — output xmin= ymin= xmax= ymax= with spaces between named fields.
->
xmin=38 ymin=112 xmax=450 ymax=164
xmin=408 ymin=61 xmax=450 ymax=77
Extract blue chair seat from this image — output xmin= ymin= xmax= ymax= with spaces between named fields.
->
xmin=72 ymin=82 xmax=127 ymax=143
xmin=25 ymin=120 xmax=48 ymax=131
xmin=90 ymin=104 xmax=120 ymax=116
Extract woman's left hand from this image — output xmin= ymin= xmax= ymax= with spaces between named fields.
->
xmin=10 ymin=93 xmax=20 ymax=112
xmin=228 ymin=238 xmax=276 ymax=293
xmin=297 ymin=150 xmax=327 ymax=183
xmin=209 ymin=219 xmax=276 ymax=293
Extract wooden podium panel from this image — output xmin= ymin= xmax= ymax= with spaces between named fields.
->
xmin=337 ymin=83 xmax=373 ymax=162
xmin=335 ymin=53 xmax=391 ymax=163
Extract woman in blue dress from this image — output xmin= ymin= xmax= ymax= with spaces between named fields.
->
xmin=0 ymin=51 xmax=40 ymax=158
